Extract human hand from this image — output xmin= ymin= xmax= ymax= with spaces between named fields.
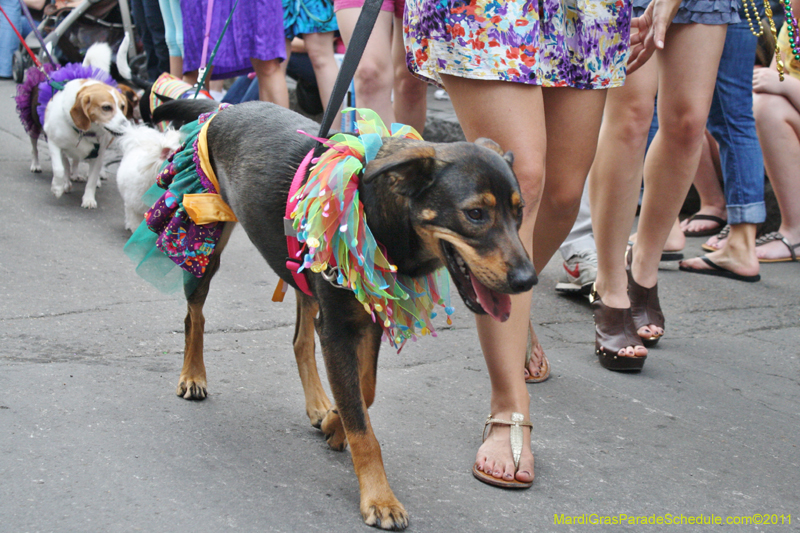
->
xmin=752 ymin=65 xmax=784 ymax=95
xmin=627 ymin=0 xmax=682 ymax=74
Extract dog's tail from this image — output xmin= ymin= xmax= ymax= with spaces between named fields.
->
xmin=115 ymin=33 xmax=133 ymax=80
xmin=152 ymin=99 xmax=220 ymax=129
xmin=83 ymin=42 xmax=113 ymax=73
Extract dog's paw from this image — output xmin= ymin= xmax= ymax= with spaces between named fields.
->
xmin=51 ymin=182 xmax=65 ymax=198
xmin=321 ymin=409 xmax=347 ymax=451
xmin=307 ymin=396 xmax=332 ymax=429
xmin=361 ymin=499 xmax=409 ymax=531
xmin=81 ymin=196 xmax=98 ymax=209
xmin=308 ymin=406 xmax=329 ymax=429
xmin=176 ymin=377 xmax=207 ymax=400
xmin=30 ymin=162 xmax=42 ymax=173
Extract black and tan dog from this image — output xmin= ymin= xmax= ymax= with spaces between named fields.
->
xmin=152 ymin=100 xmax=537 ymax=530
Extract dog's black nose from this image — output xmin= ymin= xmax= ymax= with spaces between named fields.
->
xmin=508 ymin=264 xmax=538 ymax=293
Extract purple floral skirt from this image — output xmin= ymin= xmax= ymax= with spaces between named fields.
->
xmin=404 ymin=0 xmax=632 ymax=89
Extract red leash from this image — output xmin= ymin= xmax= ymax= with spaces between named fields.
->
xmin=0 ymin=3 xmax=43 ymax=69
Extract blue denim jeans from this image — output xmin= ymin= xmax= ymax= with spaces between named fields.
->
xmin=706 ymin=20 xmax=766 ymax=225
xmin=645 ymin=21 xmax=766 ymax=225
xmin=0 ymin=0 xmax=32 ymax=78
xmin=131 ymin=0 xmax=170 ymax=81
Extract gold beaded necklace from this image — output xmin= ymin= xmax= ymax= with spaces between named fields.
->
xmin=742 ymin=0 xmax=786 ymax=80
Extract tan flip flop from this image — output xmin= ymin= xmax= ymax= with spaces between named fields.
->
xmin=472 ymin=413 xmax=534 ymax=489
xmin=525 ymin=321 xmax=550 ymax=383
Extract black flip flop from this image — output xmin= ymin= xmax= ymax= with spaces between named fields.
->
xmin=683 ymin=214 xmax=727 ymax=237
xmin=679 ymin=256 xmax=761 ymax=283
xmin=627 ymin=241 xmax=684 ymax=262
xmin=660 ymin=250 xmax=684 ymax=262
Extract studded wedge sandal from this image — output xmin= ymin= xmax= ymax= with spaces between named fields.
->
xmin=626 ymin=245 xmax=665 ymax=347
xmin=472 ymin=413 xmax=534 ymax=489
xmin=590 ymin=286 xmax=647 ymax=371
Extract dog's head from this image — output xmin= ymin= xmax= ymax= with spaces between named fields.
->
xmin=362 ymin=137 xmax=537 ymax=322
xmin=117 ymin=83 xmax=141 ymax=122
xmin=69 ymin=81 xmax=129 ymax=136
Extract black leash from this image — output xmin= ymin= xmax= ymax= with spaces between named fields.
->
xmin=315 ymin=0 xmax=383 ymax=139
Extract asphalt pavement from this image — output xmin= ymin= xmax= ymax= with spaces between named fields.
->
xmin=1 ymin=79 xmax=798 ymax=533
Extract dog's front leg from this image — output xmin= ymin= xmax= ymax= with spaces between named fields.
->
xmin=318 ymin=304 xmax=408 ymax=530
xmin=81 ymin=152 xmax=104 ymax=209
xmin=178 ymin=222 xmax=235 ymax=400
xmin=29 ymin=136 xmax=41 ymax=173
xmin=49 ymin=143 xmax=70 ymax=198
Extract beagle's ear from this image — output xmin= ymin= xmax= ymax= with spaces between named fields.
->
xmin=362 ymin=145 xmax=439 ymax=198
xmin=70 ymin=90 xmax=92 ymax=132
xmin=474 ymin=137 xmax=514 ymax=168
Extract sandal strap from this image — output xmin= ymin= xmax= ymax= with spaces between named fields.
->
xmin=756 ymin=232 xmax=799 ymax=261
xmin=591 ymin=285 xmax=644 ymax=353
xmin=482 ymin=412 xmax=533 ymax=469
xmin=624 ymin=246 xmax=664 ymax=332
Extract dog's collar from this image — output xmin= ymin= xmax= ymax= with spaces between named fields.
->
xmin=72 ymin=126 xmax=97 ymax=137
xmin=286 ymin=109 xmax=453 ymax=349
xmin=278 ymin=149 xmax=315 ymax=299
xmin=70 ymin=126 xmax=101 ymax=158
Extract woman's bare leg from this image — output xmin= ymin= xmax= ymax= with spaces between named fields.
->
xmin=303 ymin=32 xmax=340 ymax=110
xmin=169 ymin=56 xmax=183 ymax=79
xmin=589 ymin=54 xmax=658 ymax=350
xmin=336 ymin=9 xmax=396 ymax=123
xmin=634 ymin=24 xmax=728 ymax=291
xmin=753 ymin=92 xmax=800 ymax=258
xmin=440 ymin=74 xmax=545 ymax=484
xmin=251 ymin=57 xmax=290 ymax=107
xmin=680 ymin=130 xmax=728 ymax=234
xmin=392 ymin=17 xmax=428 ymax=133
xmin=522 ymin=87 xmax=606 ymax=376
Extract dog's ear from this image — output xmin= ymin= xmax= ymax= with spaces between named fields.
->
xmin=474 ymin=137 xmax=514 ymax=168
xmin=362 ymin=145 xmax=439 ymax=197
xmin=70 ymin=90 xmax=92 ymax=132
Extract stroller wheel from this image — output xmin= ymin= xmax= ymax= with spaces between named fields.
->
xmin=12 ymin=49 xmax=25 ymax=83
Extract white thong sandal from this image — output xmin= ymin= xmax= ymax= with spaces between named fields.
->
xmin=472 ymin=413 xmax=534 ymax=489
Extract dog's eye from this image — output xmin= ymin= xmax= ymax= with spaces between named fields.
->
xmin=102 ymin=104 xmax=113 ymax=112
xmin=465 ymin=208 xmax=485 ymax=222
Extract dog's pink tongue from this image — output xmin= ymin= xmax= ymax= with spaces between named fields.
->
xmin=471 ymin=277 xmax=511 ymax=322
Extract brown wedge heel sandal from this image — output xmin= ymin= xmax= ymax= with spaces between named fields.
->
xmin=590 ymin=287 xmax=647 ymax=371
xmin=626 ymin=246 xmax=665 ymax=347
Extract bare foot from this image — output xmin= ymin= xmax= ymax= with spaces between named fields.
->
xmin=755 ymin=230 xmax=800 ymax=261
xmin=474 ymin=417 xmax=534 ymax=484
xmin=523 ymin=324 xmax=549 ymax=382
xmin=680 ymin=249 xmax=760 ymax=278
xmin=680 ymin=208 xmax=727 ymax=235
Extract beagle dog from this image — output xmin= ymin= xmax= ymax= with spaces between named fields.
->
xmin=43 ymin=76 xmax=129 ymax=208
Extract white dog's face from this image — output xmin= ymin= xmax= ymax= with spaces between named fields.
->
xmin=69 ymin=81 xmax=129 ymax=136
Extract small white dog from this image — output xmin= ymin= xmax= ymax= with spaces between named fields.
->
xmin=116 ymin=125 xmax=181 ymax=231
xmin=39 ymin=41 xmax=131 ymax=208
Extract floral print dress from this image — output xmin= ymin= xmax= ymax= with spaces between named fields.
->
xmin=404 ymin=0 xmax=632 ymax=89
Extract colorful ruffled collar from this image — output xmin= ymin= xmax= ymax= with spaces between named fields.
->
xmin=291 ymin=109 xmax=454 ymax=350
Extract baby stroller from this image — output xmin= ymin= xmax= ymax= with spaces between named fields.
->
xmin=11 ymin=0 xmax=137 ymax=83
